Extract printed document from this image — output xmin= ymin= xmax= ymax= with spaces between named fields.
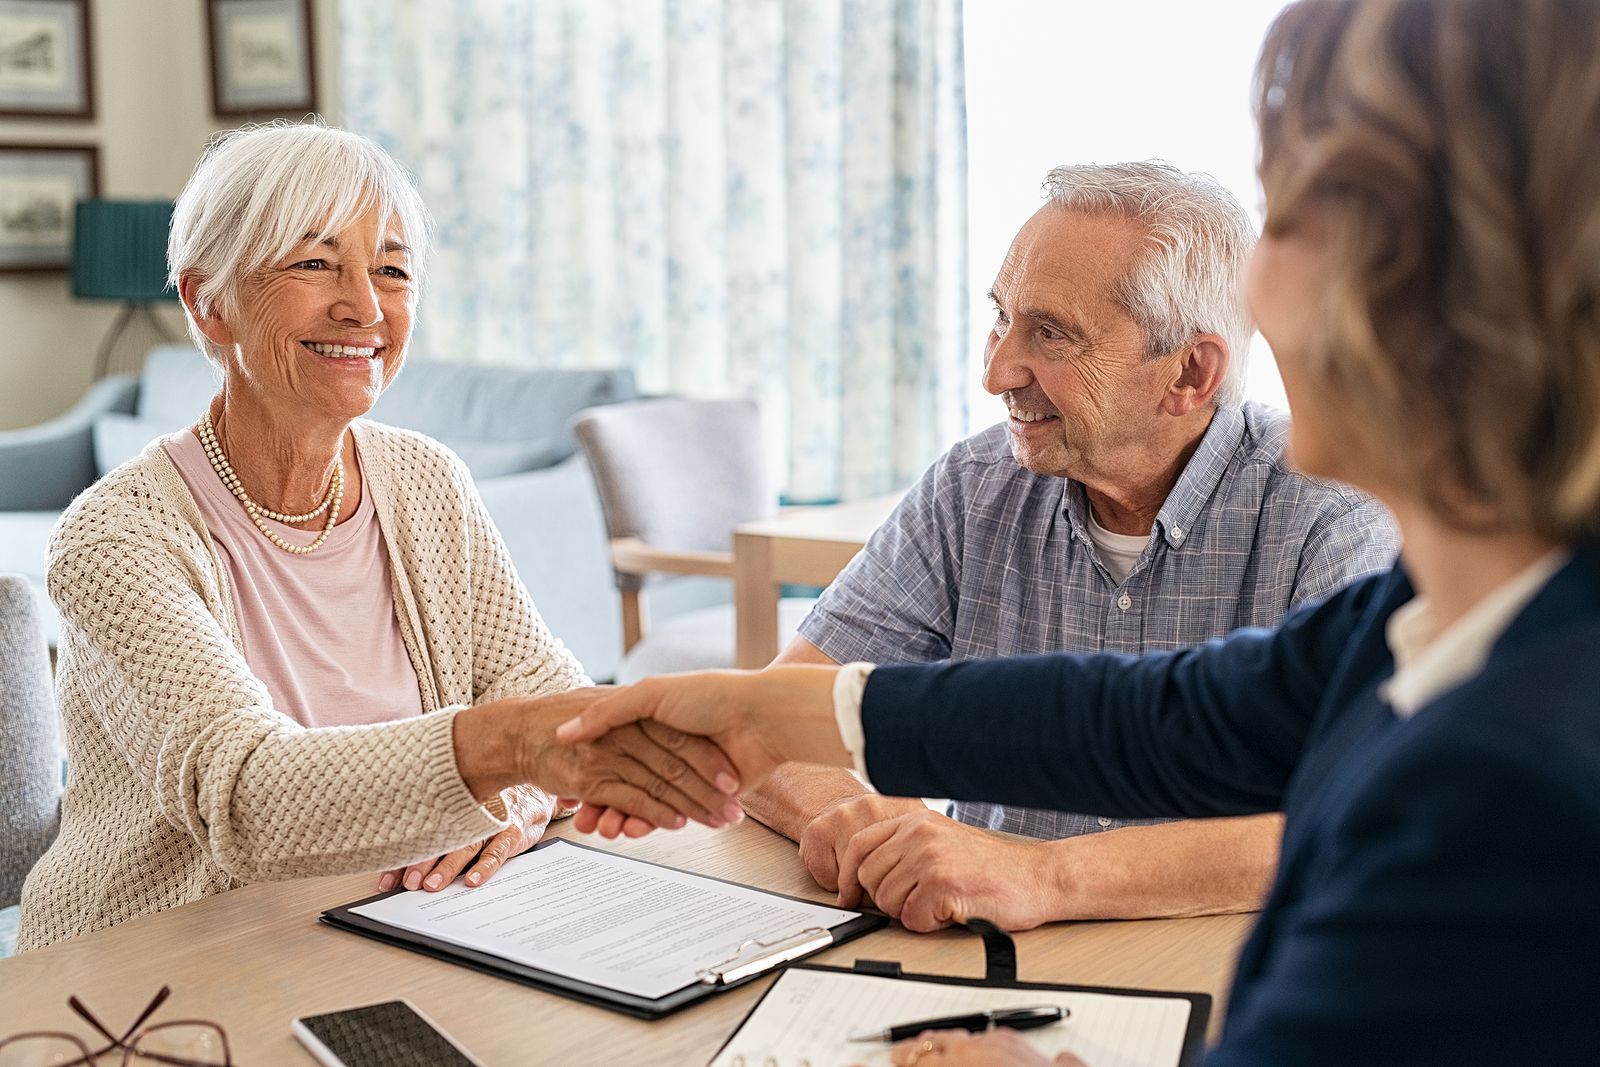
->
xmin=349 ymin=840 xmax=858 ymax=999
xmin=711 ymin=968 xmax=1193 ymax=1067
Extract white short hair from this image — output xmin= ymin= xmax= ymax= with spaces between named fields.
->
xmin=1042 ymin=162 xmax=1256 ymax=407
xmin=167 ymin=121 xmax=433 ymax=362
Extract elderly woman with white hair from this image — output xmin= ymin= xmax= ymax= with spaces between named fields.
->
xmin=15 ymin=123 xmax=741 ymax=951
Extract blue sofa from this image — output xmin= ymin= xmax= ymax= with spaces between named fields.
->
xmin=0 ymin=345 xmax=638 ymax=681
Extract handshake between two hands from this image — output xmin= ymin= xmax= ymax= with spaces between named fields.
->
xmin=524 ymin=664 xmax=851 ymax=840
xmin=388 ymin=665 xmax=847 ymax=897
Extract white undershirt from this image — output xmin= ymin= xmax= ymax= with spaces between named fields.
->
xmin=1086 ymin=510 xmax=1151 ymax=585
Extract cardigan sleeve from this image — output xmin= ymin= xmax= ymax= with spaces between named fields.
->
xmin=48 ymin=530 xmax=508 ymax=883
xmin=860 ymin=566 xmax=1404 ymax=818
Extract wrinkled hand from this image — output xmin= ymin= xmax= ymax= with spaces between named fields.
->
xmin=837 ymin=811 xmax=1062 ymax=932
xmin=555 ymin=667 xmax=847 ymax=804
xmin=524 ymin=688 xmax=746 ymax=835
xmin=379 ymin=783 xmax=553 ymax=893
xmin=555 ymin=717 xmax=747 ymax=839
xmin=799 ymin=793 xmax=930 ymax=892
xmin=884 ymin=1029 xmax=1086 ymax=1066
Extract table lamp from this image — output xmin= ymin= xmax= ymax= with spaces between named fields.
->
xmin=73 ymin=199 xmax=182 ymax=379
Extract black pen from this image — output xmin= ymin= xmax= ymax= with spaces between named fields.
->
xmin=847 ymin=1005 xmax=1066 ymax=1043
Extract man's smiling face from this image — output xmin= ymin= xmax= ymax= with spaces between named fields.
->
xmin=982 ymin=204 xmax=1177 ymax=482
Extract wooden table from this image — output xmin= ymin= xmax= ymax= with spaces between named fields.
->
xmin=0 ymin=820 xmax=1250 ymax=1066
xmin=733 ymin=493 xmax=904 ymax=668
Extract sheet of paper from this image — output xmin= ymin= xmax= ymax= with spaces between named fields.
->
xmin=348 ymin=840 xmax=859 ymax=1000
xmin=710 ymin=968 xmax=1192 ymax=1067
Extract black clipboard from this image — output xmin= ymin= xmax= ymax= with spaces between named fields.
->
xmin=709 ymin=919 xmax=1212 ymax=1066
xmin=319 ymin=838 xmax=887 ymax=1020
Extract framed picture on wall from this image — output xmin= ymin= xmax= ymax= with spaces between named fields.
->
xmin=205 ymin=0 xmax=317 ymax=117
xmin=0 ymin=0 xmax=94 ymax=119
xmin=0 ymin=143 xmax=97 ymax=271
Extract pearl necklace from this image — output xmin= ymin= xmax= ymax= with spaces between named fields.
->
xmin=199 ymin=410 xmax=344 ymax=555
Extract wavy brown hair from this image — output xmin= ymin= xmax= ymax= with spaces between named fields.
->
xmin=1256 ymin=0 xmax=1600 ymax=538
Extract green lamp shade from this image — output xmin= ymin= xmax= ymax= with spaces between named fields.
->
xmin=72 ymin=199 xmax=179 ymax=302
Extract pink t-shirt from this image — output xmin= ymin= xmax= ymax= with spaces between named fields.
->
xmin=163 ymin=430 xmax=424 ymax=727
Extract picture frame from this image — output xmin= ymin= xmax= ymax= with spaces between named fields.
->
xmin=0 ymin=142 xmax=97 ymax=272
xmin=0 ymin=0 xmax=94 ymax=119
xmin=204 ymin=0 xmax=316 ymax=117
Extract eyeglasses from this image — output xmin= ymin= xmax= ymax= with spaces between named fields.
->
xmin=0 ymin=986 xmax=231 ymax=1067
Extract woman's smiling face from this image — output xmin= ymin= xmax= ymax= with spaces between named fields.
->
xmin=211 ymin=206 xmax=416 ymax=426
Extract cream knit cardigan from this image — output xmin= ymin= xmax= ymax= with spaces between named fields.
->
xmin=17 ymin=420 xmax=587 ymax=952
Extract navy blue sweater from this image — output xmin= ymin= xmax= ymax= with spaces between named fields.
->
xmin=862 ymin=549 xmax=1600 ymax=1066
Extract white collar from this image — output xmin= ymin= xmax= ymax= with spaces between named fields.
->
xmin=1380 ymin=549 xmax=1568 ymax=717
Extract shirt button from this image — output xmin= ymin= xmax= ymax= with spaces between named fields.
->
xmin=1171 ymin=525 xmax=1185 ymax=541
xmin=1117 ymin=593 xmax=1132 ymax=611
xmin=1098 ymin=816 xmax=1113 ymax=828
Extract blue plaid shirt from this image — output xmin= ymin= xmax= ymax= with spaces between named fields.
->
xmin=798 ymin=402 xmax=1400 ymax=840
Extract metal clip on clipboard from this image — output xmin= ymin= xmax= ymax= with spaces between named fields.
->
xmin=697 ymin=927 xmax=833 ymax=986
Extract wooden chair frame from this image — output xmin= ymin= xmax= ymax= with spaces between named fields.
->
xmin=608 ymin=537 xmax=733 ymax=651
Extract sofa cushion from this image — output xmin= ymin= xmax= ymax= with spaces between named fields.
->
xmin=438 ymin=438 xmax=570 ymax=479
xmin=0 ymin=512 xmax=56 ymax=588
xmin=94 ymin=414 xmax=172 ymax=476
xmin=371 ymin=361 xmax=635 ymax=460
xmin=476 ymin=456 xmax=621 ymax=680
xmin=135 ymin=345 xmax=223 ymax=424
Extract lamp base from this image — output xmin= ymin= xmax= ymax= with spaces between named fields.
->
xmin=93 ymin=303 xmax=181 ymax=380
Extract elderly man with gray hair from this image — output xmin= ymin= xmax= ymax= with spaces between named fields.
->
xmin=742 ymin=161 xmax=1399 ymax=930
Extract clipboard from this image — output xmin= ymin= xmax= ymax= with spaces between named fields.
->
xmin=319 ymin=838 xmax=887 ymax=1020
xmin=708 ymin=919 xmax=1212 ymax=1066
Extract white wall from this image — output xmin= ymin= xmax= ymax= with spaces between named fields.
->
xmin=964 ymin=0 xmax=1293 ymax=430
xmin=0 ymin=0 xmax=342 ymax=430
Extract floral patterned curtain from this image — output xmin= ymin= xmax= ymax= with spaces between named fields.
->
xmin=340 ymin=0 xmax=968 ymax=500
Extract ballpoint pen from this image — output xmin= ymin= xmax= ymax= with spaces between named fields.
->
xmin=847 ymin=1005 xmax=1067 ymax=1043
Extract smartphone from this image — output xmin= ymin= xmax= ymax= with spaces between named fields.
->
xmin=291 ymin=1000 xmax=485 ymax=1067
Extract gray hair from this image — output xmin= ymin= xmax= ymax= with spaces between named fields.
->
xmin=167 ymin=121 xmax=433 ymax=362
xmin=1042 ymin=161 xmax=1256 ymax=406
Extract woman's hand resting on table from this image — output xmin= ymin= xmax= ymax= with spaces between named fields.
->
xmin=379 ymin=783 xmax=554 ymax=893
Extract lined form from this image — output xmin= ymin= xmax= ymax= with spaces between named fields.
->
xmin=710 ymin=968 xmax=1192 ymax=1067
xmin=348 ymin=840 xmax=859 ymax=1000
